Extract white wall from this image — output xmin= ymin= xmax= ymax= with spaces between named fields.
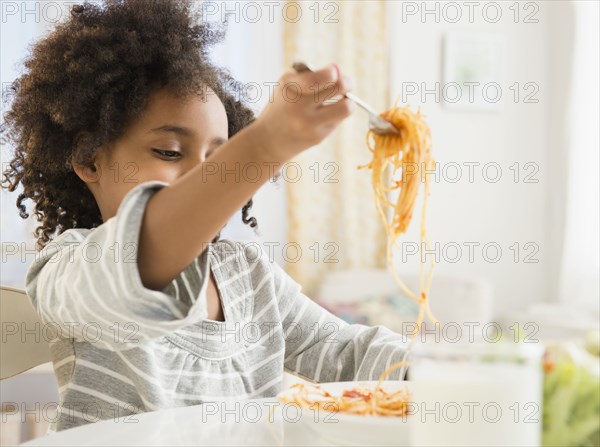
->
xmin=386 ymin=1 xmax=573 ymax=317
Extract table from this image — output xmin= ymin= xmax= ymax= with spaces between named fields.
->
xmin=22 ymin=398 xmax=335 ymax=446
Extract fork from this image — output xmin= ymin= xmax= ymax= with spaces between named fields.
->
xmin=292 ymin=61 xmax=400 ymax=136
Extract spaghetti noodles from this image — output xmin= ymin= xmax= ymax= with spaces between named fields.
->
xmin=360 ymin=105 xmax=437 ymax=333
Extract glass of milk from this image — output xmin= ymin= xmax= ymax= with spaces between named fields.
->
xmin=408 ymin=340 xmax=544 ymax=447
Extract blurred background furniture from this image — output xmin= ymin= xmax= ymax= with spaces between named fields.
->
xmin=315 ymin=268 xmax=493 ymax=336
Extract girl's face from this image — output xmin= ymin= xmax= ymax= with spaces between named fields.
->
xmin=75 ymin=87 xmax=229 ymax=221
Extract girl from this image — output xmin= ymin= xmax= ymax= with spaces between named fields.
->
xmin=2 ymin=0 xmax=408 ymax=432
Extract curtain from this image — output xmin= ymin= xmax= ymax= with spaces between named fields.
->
xmin=282 ymin=1 xmax=389 ymax=296
xmin=558 ymin=1 xmax=600 ymax=310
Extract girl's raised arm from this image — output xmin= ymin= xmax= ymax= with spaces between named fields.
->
xmin=138 ymin=65 xmax=354 ymax=291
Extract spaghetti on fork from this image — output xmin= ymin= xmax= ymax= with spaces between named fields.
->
xmin=361 ymin=104 xmax=437 ymax=333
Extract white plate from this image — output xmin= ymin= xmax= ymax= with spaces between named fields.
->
xmin=278 ymin=381 xmax=412 ymax=446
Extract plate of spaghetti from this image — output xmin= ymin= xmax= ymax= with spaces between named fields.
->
xmin=278 ymin=380 xmax=412 ymax=446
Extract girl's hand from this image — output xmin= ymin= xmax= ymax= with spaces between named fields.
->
xmin=254 ymin=64 xmax=355 ymax=162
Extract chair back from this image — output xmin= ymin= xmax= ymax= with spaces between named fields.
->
xmin=0 ymin=286 xmax=52 ymax=380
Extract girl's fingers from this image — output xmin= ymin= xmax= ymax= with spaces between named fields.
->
xmin=313 ymin=96 xmax=356 ymax=124
xmin=294 ymin=64 xmax=338 ymax=91
xmin=282 ymin=64 xmax=353 ymax=106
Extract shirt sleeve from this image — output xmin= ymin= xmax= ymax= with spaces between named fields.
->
xmin=25 ymin=180 xmax=211 ymax=351
xmin=270 ymin=259 xmax=410 ymax=383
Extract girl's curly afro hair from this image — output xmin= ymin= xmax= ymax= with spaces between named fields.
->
xmin=1 ymin=0 xmax=257 ymax=250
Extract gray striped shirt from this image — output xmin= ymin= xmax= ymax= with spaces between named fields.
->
xmin=25 ymin=180 xmax=408 ymax=432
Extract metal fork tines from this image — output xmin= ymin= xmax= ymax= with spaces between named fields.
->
xmin=292 ymin=61 xmax=400 ymax=136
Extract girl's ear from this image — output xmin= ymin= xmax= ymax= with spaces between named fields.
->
xmin=71 ymin=131 xmax=101 ymax=184
xmin=72 ymin=161 xmax=100 ymax=184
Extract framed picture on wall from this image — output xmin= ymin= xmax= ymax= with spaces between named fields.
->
xmin=443 ymin=32 xmax=506 ymax=111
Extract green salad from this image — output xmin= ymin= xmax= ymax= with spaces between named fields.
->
xmin=542 ymin=332 xmax=600 ymax=447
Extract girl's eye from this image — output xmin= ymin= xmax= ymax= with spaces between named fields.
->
xmin=152 ymin=148 xmax=181 ymax=159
